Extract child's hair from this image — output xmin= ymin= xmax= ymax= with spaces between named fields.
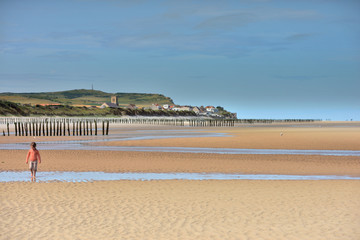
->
xmin=30 ymin=142 xmax=37 ymax=149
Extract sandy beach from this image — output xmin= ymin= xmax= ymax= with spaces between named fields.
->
xmin=1 ymin=122 xmax=360 ymax=239
xmin=98 ymin=123 xmax=360 ymax=151
xmin=1 ymin=180 xmax=360 ymax=240
xmin=1 ymin=150 xmax=360 ymax=176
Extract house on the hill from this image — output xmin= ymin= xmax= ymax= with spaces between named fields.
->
xmin=192 ymin=106 xmax=201 ymax=114
xmin=180 ymin=106 xmax=192 ymax=111
xmin=151 ymin=104 xmax=161 ymax=110
xmin=100 ymin=95 xmax=119 ymax=108
xmin=205 ymin=106 xmax=218 ymax=113
xmin=127 ymin=104 xmax=138 ymax=110
xmin=100 ymin=102 xmax=119 ymax=108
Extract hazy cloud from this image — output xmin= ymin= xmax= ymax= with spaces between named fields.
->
xmin=286 ymin=33 xmax=315 ymax=42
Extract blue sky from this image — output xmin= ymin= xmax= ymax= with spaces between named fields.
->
xmin=1 ymin=0 xmax=359 ymax=120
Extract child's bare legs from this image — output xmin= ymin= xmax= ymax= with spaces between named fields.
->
xmin=30 ymin=169 xmax=35 ymax=181
xmin=33 ymin=170 xmax=37 ymax=181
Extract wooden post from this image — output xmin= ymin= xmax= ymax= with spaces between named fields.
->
xmin=35 ymin=121 xmax=39 ymax=136
xmin=14 ymin=123 xmax=17 ymax=136
xmin=21 ymin=122 xmax=24 ymax=136
xmin=7 ymin=123 xmax=9 ymax=136
xmin=90 ymin=121 xmax=92 ymax=135
xmin=51 ymin=121 xmax=53 ymax=136
xmin=28 ymin=121 xmax=32 ymax=136
xmin=95 ymin=120 xmax=97 ymax=136
xmin=49 ymin=121 xmax=52 ymax=136
xmin=67 ymin=120 xmax=70 ymax=136
xmin=102 ymin=121 xmax=105 ymax=135
xmin=38 ymin=122 xmax=42 ymax=136
xmin=45 ymin=121 xmax=48 ymax=136
xmin=25 ymin=122 xmax=28 ymax=136
xmin=106 ymin=120 xmax=109 ymax=135
xmin=51 ymin=121 xmax=54 ymax=136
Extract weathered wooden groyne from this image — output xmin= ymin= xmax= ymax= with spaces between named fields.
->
xmin=0 ymin=118 xmax=109 ymax=137
xmin=0 ymin=117 xmax=320 ymax=137
xmin=105 ymin=118 xmax=235 ymax=127
xmin=0 ymin=117 xmax=237 ymax=136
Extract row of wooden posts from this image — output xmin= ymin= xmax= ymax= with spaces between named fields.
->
xmin=1 ymin=118 xmax=237 ymax=136
xmin=101 ymin=118 xmax=235 ymax=127
xmin=2 ymin=120 xmax=109 ymax=137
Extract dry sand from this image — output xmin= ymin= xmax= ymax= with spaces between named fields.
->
xmin=1 ymin=122 xmax=360 ymax=239
xmin=1 ymin=180 xmax=360 ymax=240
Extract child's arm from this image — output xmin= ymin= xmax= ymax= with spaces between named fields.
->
xmin=38 ymin=151 xmax=41 ymax=164
xmin=26 ymin=151 xmax=30 ymax=164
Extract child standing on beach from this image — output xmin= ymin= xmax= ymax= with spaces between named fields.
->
xmin=26 ymin=142 xmax=41 ymax=181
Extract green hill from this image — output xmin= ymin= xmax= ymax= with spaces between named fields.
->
xmin=0 ymin=99 xmax=196 ymax=117
xmin=0 ymin=89 xmax=174 ymax=107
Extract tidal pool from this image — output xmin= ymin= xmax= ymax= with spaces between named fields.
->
xmin=1 ymin=143 xmax=360 ymax=156
xmin=1 ymin=171 xmax=359 ymax=182
xmin=1 ymin=129 xmax=359 ymax=156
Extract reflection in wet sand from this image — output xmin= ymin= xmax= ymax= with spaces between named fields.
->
xmin=1 ymin=171 xmax=360 ymax=182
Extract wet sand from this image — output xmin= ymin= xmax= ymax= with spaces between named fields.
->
xmin=1 ymin=150 xmax=360 ymax=176
xmin=1 ymin=122 xmax=360 ymax=239
xmin=99 ymin=124 xmax=360 ymax=150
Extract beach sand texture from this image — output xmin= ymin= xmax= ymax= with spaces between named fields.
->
xmin=99 ymin=124 xmax=360 ymax=150
xmin=1 ymin=122 xmax=360 ymax=239
xmin=1 ymin=150 xmax=360 ymax=176
xmin=1 ymin=180 xmax=360 ymax=240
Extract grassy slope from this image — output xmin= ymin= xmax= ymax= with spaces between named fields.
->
xmin=0 ymin=100 xmax=196 ymax=117
xmin=0 ymin=89 xmax=174 ymax=107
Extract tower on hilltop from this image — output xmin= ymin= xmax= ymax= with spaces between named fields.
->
xmin=111 ymin=95 xmax=118 ymax=106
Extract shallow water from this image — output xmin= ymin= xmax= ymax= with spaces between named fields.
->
xmin=1 ymin=171 xmax=359 ymax=182
xmin=1 ymin=142 xmax=360 ymax=156
xmin=1 ymin=129 xmax=360 ymax=156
